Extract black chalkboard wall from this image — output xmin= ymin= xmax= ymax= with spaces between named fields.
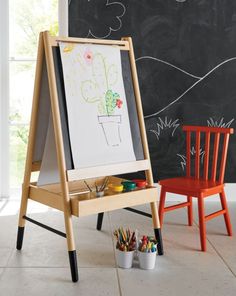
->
xmin=69 ymin=0 xmax=236 ymax=182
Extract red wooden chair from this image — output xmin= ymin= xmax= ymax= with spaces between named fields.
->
xmin=158 ymin=126 xmax=234 ymax=251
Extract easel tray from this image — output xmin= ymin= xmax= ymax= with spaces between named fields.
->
xmin=28 ymin=177 xmax=158 ymax=217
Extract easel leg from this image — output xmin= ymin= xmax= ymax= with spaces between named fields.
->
xmin=150 ymin=202 xmax=164 ymax=255
xmin=63 ymin=212 xmax=79 ymax=282
xmin=154 ymin=228 xmax=164 ymax=255
xmin=96 ymin=213 xmax=104 ymax=230
xmin=16 ymin=185 xmax=29 ymax=250
xmin=68 ymin=250 xmax=78 ymax=282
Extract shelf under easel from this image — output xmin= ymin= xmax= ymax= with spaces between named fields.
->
xmin=28 ymin=176 xmax=158 ymax=217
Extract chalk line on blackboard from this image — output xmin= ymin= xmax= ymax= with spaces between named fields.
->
xmin=149 ymin=117 xmax=180 ymax=140
xmin=144 ymin=57 xmax=236 ymax=119
xmin=136 ymin=56 xmax=201 ymax=80
xmin=207 ymin=117 xmax=234 ymax=128
xmin=177 ymin=147 xmax=205 ymax=171
xmin=87 ymin=0 xmax=126 ymax=39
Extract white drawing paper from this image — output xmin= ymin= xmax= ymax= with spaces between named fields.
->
xmin=59 ymin=42 xmax=136 ymax=169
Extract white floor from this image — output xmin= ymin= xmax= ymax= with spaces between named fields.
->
xmin=0 ymin=198 xmax=236 ymax=296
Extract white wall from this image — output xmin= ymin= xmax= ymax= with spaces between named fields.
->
xmin=0 ymin=1 xmax=9 ymax=198
xmin=59 ymin=0 xmax=68 ymax=36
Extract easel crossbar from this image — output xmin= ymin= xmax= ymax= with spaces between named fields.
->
xmin=23 ymin=215 xmax=66 ymax=238
xmin=50 ymin=36 xmax=129 ymax=50
xmin=124 ymin=207 xmax=152 ymax=218
xmin=67 ymin=160 xmax=150 ymax=181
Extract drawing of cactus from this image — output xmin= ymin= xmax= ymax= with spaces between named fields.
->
xmin=81 ymin=52 xmax=123 ymax=116
xmin=81 ymin=50 xmax=124 ymax=146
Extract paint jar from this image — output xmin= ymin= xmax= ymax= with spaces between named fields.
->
xmin=133 ymin=179 xmax=147 ymax=189
xmin=116 ymin=249 xmax=134 ymax=269
xmin=96 ymin=191 xmax=105 ymax=198
xmin=121 ymin=181 xmax=136 ymax=192
xmin=138 ymin=250 xmax=157 ymax=270
xmin=108 ymin=184 xmax=124 ymax=193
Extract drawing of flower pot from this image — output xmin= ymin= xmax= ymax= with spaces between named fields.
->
xmin=98 ymin=115 xmax=121 ymax=146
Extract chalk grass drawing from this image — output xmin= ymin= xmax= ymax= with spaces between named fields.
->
xmin=207 ymin=117 xmax=234 ymax=128
xmin=87 ymin=0 xmax=126 ymax=39
xmin=141 ymin=56 xmax=236 ymax=118
xmin=81 ymin=49 xmax=123 ymax=146
xmin=149 ymin=117 xmax=180 ymax=140
xmin=177 ymin=146 xmax=205 ymax=171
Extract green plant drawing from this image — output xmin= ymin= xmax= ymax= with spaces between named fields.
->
xmin=81 ymin=52 xmax=123 ymax=116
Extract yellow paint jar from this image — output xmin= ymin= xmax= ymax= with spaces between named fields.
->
xmin=108 ymin=184 xmax=124 ymax=193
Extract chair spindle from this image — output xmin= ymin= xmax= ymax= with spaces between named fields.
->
xmin=219 ymin=134 xmax=230 ymax=183
xmin=211 ymin=132 xmax=220 ymax=181
xmin=195 ymin=131 xmax=200 ymax=179
xmin=186 ymin=131 xmax=191 ymax=177
xmin=203 ymin=132 xmax=210 ymax=180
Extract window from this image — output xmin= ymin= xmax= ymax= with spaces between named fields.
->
xmin=9 ymin=0 xmax=58 ymax=194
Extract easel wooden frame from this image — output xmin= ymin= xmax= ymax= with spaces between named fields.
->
xmin=16 ymin=31 xmax=163 ymax=282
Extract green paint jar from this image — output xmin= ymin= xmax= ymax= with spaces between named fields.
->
xmin=122 ymin=181 xmax=136 ymax=192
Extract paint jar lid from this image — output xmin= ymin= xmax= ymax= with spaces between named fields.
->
xmin=133 ymin=179 xmax=147 ymax=188
xmin=108 ymin=184 xmax=124 ymax=193
xmin=122 ymin=181 xmax=136 ymax=191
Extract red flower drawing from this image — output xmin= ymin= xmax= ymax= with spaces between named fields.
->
xmin=116 ymin=99 xmax=123 ymax=108
xmin=84 ymin=49 xmax=93 ymax=64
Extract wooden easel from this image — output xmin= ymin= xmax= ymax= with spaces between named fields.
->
xmin=16 ymin=31 xmax=163 ymax=282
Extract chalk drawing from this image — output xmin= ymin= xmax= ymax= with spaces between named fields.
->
xmin=136 ymin=56 xmax=201 ymax=80
xmin=207 ymin=117 xmax=234 ymax=128
xmin=143 ymin=57 xmax=236 ymax=118
xmin=149 ymin=117 xmax=180 ymax=140
xmin=87 ymin=0 xmax=126 ymax=39
xmin=177 ymin=146 xmax=205 ymax=171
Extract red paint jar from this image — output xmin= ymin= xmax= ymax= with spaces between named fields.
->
xmin=132 ymin=179 xmax=147 ymax=189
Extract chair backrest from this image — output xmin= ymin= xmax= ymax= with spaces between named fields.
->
xmin=182 ymin=126 xmax=234 ymax=183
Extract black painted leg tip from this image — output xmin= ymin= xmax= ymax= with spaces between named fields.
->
xmin=96 ymin=213 xmax=104 ymax=231
xmin=154 ymin=228 xmax=164 ymax=256
xmin=16 ymin=226 xmax=25 ymax=250
xmin=158 ymin=248 xmax=164 ymax=256
xmin=68 ymin=250 xmax=79 ymax=283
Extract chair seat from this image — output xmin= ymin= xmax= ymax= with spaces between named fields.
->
xmin=159 ymin=177 xmax=224 ymax=196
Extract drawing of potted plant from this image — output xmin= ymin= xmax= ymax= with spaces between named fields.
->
xmin=81 ymin=49 xmax=123 ymax=146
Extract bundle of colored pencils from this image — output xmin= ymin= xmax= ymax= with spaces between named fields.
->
xmin=113 ymin=227 xmax=136 ymax=252
xmin=138 ymin=236 xmax=157 ymax=253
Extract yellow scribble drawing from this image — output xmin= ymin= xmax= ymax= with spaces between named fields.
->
xmin=63 ymin=43 xmax=75 ymax=53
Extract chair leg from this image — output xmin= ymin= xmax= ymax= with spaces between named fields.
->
xmin=220 ymin=189 xmax=233 ymax=236
xmin=158 ymin=187 xmax=166 ymax=227
xmin=197 ymin=197 xmax=207 ymax=251
xmin=187 ymin=196 xmax=193 ymax=226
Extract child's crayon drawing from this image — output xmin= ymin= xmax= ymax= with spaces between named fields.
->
xmin=59 ymin=42 xmax=135 ymax=169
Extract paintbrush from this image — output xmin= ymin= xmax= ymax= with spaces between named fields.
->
xmin=100 ymin=177 xmax=109 ymax=192
xmin=84 ymin=180 xmax=92 ymax=192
